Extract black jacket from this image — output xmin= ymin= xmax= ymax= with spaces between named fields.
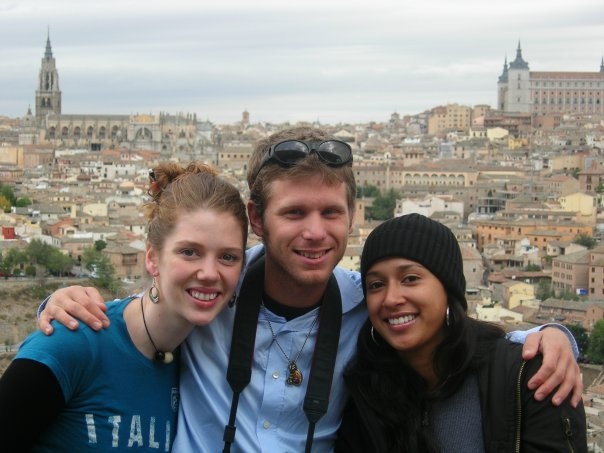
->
xmin=336 ymin=338 xmax=587 ymax=453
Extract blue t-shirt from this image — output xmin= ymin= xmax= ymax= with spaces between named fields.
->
xmin=17 ymin=298 xmax=180 ymax=452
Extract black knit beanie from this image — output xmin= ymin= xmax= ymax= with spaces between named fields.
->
xmin=360 ymin=213 xmax=467 ymax=309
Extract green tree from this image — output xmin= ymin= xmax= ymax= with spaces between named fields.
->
xmin=565 ymin=324 xmax=589 ymax=356
xmin=572 ymin=233 xmax=597 ymax=249
xmin=356 ymin=185 xmax=380 ymax=198
xmin=0 ymin=195 xmax=10 ymax=213
xmin=94 ymin=240 xmax=107 ymax=251
xmin=587 ymin=319 xmax=604 ymax=364
xmin=0 ymin=252 xmax=12 ymax=279
xmin=0 ymin=248 xmax=26 ymax=277
xmin=536 ymin=279 xmax=553 ymax=300
xmin=0 ymin=184 xmax=15 ymax=205
xmin=6 ymin=248 xmax=27 ymax=275
xmin=557 ymin=290 xmax=580 ymax=301
xmin=82 ymin=246 xmax=102 ymax=272
xmin=367 ymin=189 xmax=400 ymax=220
xmin=94 ymin=254 xmax=121 ymax=295
xmin=26 ymin=239 xmax=53 ymax=266
xmin=8 ymin=247 xmax=27 ymax=265
xmin=45 ymin=249 xmax=74 ymax=276
xmin=25 ymin=265 xmax=37 ymax=277
xmin=524 ymin=264 xmax=541 ymax=271
xmin=15 ymin=197 xmax=32 ymax=207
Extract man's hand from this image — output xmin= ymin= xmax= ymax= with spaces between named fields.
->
xmin=522 ymin=327 xmax=582 ymax=407
xmin=37 ymin=286 xmax=109 ymax=335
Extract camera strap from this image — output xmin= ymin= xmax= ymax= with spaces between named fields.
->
xmin=222 ymin=256 xmax=342 ymax=453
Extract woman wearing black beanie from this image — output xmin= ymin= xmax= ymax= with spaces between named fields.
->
xmin=336 ymin=213 xmax=587 ymax=452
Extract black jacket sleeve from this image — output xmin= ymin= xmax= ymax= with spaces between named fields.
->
xmin=336 ymin=387 xmax=390 ymax=453
xmin=520 ymin=355 xmax=587 ymax=452
xmin=0 ymin=358 xmax=66 ymax=451
xmin=335 ymin=398 xmax=370 ymax=453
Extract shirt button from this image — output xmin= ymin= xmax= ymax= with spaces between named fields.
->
xmin=263 ymin=421 xmax=271 ymax=429
xmin=272 ymin=371 xmax=280 ymax=379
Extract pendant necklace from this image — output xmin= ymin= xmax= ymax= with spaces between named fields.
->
xmin=261 ymin=301 xmax=320 ymax=386
xmin=140 ymin=295 xmax=174 ymax=364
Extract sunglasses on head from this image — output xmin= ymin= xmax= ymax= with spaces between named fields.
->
xmin=255 ymin=139 xmax=353 ymax=178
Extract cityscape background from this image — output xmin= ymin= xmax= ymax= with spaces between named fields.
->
xmin=1 ymin=0 xmax=604 ymax=124
xmin=2 ymin=3 xmax=604 ymax=449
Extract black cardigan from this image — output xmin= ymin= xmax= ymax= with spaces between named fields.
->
xmin=336 ymin=339 xmax=587 ymax=453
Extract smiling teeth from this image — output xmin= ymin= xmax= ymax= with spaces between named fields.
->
xmin=190 ymin=290 xmax=217 ymax=301
xmin=299 ymin=251 xmax=324 ymax=259
xmin=388 ymin=315 xmax=417 ymax=325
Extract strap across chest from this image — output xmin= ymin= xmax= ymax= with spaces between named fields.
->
xmin=223 ymin=256 xmax=343 ymax=453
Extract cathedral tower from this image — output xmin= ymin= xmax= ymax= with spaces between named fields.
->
xmin=505 ymin=41 xmax=531 ymax=113
xmin=35 ymin=31 xmax=62 ymax=123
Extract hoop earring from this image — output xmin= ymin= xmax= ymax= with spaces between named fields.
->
xmin=148 ymin=277 xmax=160 ymax=304
xmin=445 ymin=306 xmax=450 ymax=327
xmin=370 ymin=326 xmax=379 ymax=345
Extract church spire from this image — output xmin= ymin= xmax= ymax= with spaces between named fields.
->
xmin=44 ymin=27 xmax=53 ymax=59
xmin=600 ymin=57 xmax=604 ymax=73
xmin=509 ymin=41 xmax=529 ymax=70
xmin=498 ymin=56 xmax=509 ymax=83
xmin=36 ymin=28 xmax=61 ymax=122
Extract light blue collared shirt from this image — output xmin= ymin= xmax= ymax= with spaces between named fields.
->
xmin=172 ymin=245 xmax=366 ymax=452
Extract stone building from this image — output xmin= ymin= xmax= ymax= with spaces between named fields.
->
xmin=21 ymin=33 xmax=200 ymax=154
xmin=497 ymin=42 xmax=604 ymax=115
xmin=427 ymin=103 xmax=472 ymax=135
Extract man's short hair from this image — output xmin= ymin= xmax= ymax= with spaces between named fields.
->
xmin=247 ymin=127 xmax=356 ymax=222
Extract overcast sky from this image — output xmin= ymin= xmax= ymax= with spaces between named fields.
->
xmin=1 ymin=0 xmax=603 ymax=125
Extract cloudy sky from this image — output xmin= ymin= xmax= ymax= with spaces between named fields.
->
xmin=1 ymin=0 xmax=603 ymax=124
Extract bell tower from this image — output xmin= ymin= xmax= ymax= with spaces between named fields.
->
xmin=35 ymin=30 xmax=62 ymax=123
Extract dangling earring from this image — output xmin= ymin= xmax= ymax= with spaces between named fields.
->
xmin=370 ymin=326 xmax=379 ymax=345
xmin=445 ymin=306 xmax=450 ymax=327
xmin=148 ymin=277 xmax=160 ymax=304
